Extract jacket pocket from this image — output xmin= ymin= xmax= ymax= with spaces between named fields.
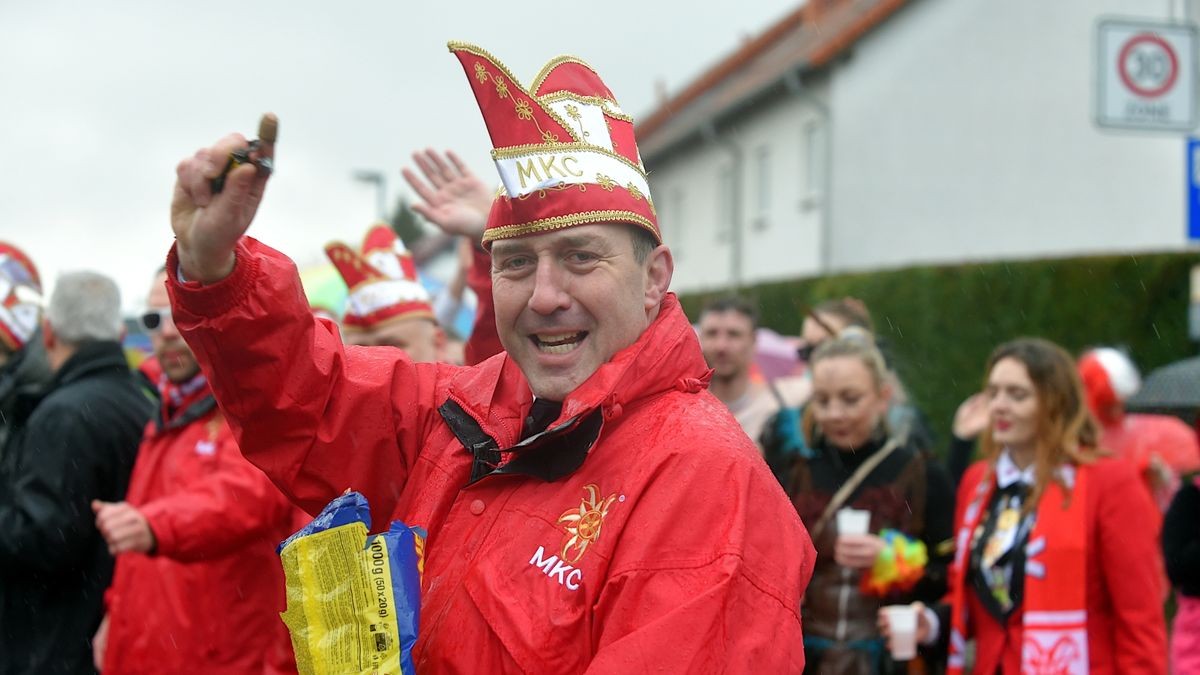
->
xmin=460 ymin=509 xmax=592 ymax=674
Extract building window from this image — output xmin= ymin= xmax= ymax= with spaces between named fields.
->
xmin=754 ymin=145 xmax=770 ymax=230
xmin=803 ymin=120 xmax=826 ymax=208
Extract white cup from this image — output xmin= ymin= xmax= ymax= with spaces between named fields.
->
xmin=836 ymin=508 xmax=870 ymax=536
xmin=882 ymin=604 xmax=918 ymax=661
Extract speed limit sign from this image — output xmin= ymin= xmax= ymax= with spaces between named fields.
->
xmin=1097 ymin=20 xmax=1196 ymax=131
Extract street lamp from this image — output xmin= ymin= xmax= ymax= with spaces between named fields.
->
xmin=352 ymin=169 xmax=388 ymax=221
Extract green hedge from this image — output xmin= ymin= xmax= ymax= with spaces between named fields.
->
xmin=680 ymin=251 xmax=1200 ymax=451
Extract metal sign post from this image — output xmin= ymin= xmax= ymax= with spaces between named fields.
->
xmin=1097 ymin=19 xmax=1197 ymax=131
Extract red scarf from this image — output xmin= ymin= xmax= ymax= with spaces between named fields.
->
xmin=157 ymin=370 xmax=211 ymax=427
xmin=948 ymin=463 xmax=1089 ymax=674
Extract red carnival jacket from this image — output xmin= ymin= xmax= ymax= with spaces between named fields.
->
xmin=167 ymin=237 xmax=816 ymax=674
xmin=102 ymin=375 xmax=299 ymax=674
xmin=954 ymin=457 xmax=1167 ymax=674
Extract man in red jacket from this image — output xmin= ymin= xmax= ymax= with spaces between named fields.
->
xmin=165 ymin=43 xmax=815 ymax=672
xmin=91 ymin=269 xmax=298 ymax=674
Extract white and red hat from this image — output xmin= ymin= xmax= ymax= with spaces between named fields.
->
xmin=324 ymin=224 xmax=434 ymax=332
xmin=1078 ymin=347 xmax=1141 ymax=425
xmin=449 ymin=42 xmax=660 ymax=248
xmin=0 ymin=242 xmax=42 ymax=352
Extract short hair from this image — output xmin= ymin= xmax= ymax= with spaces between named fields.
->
xmin=46 ymin=271 xmax=123 ymax=345
xmin=700 ymin=296 xmax=759 ymax=329
xmin=630 ymin=226 xmax=659 ymax=264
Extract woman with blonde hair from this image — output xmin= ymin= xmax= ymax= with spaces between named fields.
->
xmin=779 ymin=330 xmax=954 ymax=674
xmin=884 ymin=337 xmax=1166 ymax=673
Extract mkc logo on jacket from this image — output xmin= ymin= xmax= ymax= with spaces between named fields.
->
xmin=528 ymin=484 xmax=619 ymax=591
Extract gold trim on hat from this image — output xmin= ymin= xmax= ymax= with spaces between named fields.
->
xmin=482 ymin=209 xmax=660 ymax=244
xmin=540 ymin=91 xmax=634 ymax=124
xmin=359 ymin=221 xmax=399 ymax=255
xmin=324 ymin=242 xmax=387 ymax=294
xmin=530 ymin=56 xmax=611 ymax=99
xmin=448 ymin=41 xmax=583 ymax=145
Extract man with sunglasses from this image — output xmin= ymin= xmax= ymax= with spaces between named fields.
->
xmin=90 ymin=268 xmax=298 ymax=674
xmin=0 ymin=271 xmax=152 ymax=675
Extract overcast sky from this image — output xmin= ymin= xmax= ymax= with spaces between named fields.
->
xmin=0 ymin=1 xmax=798 ymax=309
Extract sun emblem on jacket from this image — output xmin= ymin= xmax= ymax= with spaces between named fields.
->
xmin=557 ymin=484 xmax=618 ymax=564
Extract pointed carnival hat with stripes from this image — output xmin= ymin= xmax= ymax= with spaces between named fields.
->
xmin=0 ymin=242 xmax=42 ymax=352
xmin=324 ymin=224 xmax=434 ymax=332
xmin=448 ymin=41 xmax=660 ymax=248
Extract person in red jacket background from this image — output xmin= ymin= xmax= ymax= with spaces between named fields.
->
xmin=91 ymin=268 xmax=299 ymax=675
xmin=1078 ymin=346 xmax=1200 ymax=510
xmin=884 ymin=338 xmax=1166 ymax=674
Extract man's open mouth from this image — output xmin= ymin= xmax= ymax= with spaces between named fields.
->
xmin=532 ymin=332 xmax=587 ymax=354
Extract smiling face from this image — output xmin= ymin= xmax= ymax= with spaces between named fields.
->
xmin=490 ymin=224 xmax=671 ymax=401
xmin=147 ymin=270 xmax=200 ymax=384
xmin=699 ymin=309 xmax=756 ymax=380
xmin=985 ymin=356 xmax=1040 ymax=455
xmin=810 ymin=354 xmax=890 ymax=451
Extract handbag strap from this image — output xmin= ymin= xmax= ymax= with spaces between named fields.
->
xmin=811 ymin=429 xmax=907 ymax=540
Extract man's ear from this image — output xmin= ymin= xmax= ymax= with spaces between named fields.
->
xmin=643 ymin=245 xmax=674 ymax=312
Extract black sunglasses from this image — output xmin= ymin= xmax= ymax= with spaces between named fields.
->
xmin=139 ymin=308 xmax=172 ymax=333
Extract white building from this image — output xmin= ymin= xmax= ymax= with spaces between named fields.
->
xmin=639 ymin=0 xmax=1200 ymax=294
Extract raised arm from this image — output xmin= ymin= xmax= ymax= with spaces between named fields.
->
xmin=166 ymin=119 xmax=454 ymax=525
xmin=402 ymin=149 xmax=503 ymax=364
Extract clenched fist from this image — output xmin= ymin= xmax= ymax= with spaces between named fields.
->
xmin=92 ymin=500 xmax=157 ymax=555
xmin=171 ymin=114 xmax=277 ymax=284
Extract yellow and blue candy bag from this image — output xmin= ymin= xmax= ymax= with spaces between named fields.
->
xmin=278 ymin=492 xmax=424 ymax=675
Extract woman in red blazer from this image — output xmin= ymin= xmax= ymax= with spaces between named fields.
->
xmin=884 ymin=338 xmax=1166 ymax=673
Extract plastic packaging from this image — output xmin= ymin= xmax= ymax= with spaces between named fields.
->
xmin=278 ymin=492 xmax=425 ymax=675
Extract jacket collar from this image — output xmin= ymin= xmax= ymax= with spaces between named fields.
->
xmin=153 ymin=366 xmax=216 ymax=432
xmin=445 ymin=293 xmax=711 ymax=448
xmin=52 ymin=341 xmax=131 ymax=389
xmin=440 ymin=294 xmax=710 ymax=484
xmin=995 ymin=449 xmax=1076 ymax=490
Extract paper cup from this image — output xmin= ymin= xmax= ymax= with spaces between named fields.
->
xmin=836 ymin=508 xmax=870 ymax=536
xmin=882 ymin=604 xmax=918 ymax=661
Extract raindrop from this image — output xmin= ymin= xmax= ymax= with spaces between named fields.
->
xmin=1152 ymin=323 xmax=1162 ymax=339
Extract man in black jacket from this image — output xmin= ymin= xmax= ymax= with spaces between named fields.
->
xmin=0 ymin=271 xmax=153 ymax=674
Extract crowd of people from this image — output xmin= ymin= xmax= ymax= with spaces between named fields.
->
xmin=699 ymin=294 xmax=1200 ymax=673
xmin=0 ymin=39 xmax=1198 ymax=675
